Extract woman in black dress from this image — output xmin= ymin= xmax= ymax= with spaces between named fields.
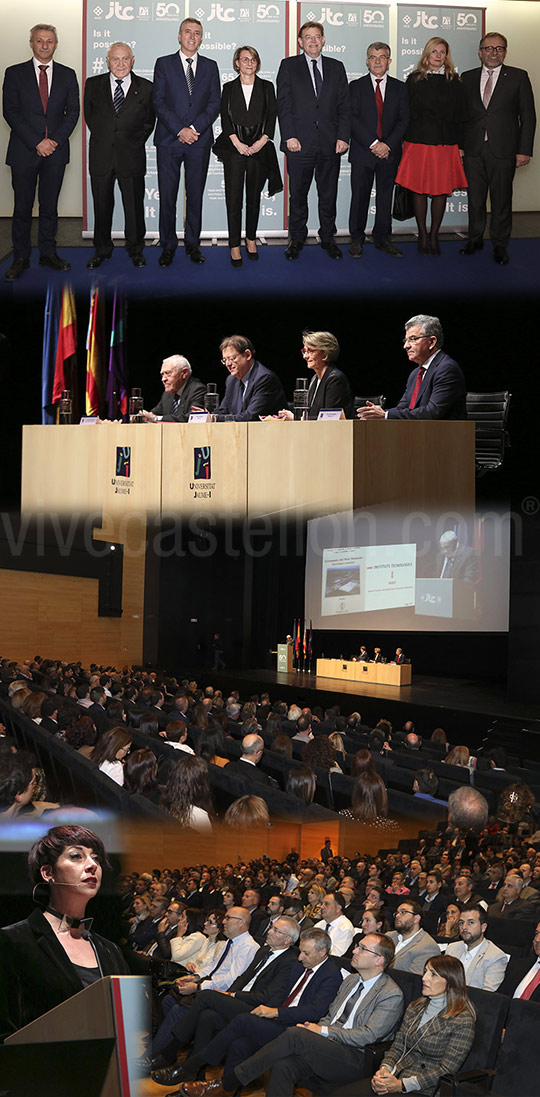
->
xmin=0 ymin=824 xmax=129 ymax=1042
xmin=213 ymin=45 xmax=282 ymax=266
xmin=396 ymin=37 xmax=467 ymax=254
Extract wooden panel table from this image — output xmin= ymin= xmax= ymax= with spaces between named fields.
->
xmin=316 ymin=658 xmax=412 ymax=686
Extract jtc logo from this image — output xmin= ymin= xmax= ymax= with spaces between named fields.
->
xmin=116 ymin=446 xmax=131 ymax=477
xmin=207 ymin=3 xmax=236 ymax=20
xmin=320 ymin=6 xmax=344 ymax=25
xmin=413 ymin=11 xmax=439 ymax=29
xmin=105 ymin=2 xmax=135 ymax=18
xmin=194 ymin=447 xmax=211 ymax=479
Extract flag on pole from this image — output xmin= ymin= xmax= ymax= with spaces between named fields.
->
xmin=292 ymin=619 xmax=297 ymax=667
xmin=51 ymin=284 xmax=78 ymax=420
xmin=107 ymin=288 xmax=129 ymax=420
xmin=295 ymin=618 xmax=301 ymax=663
xmin=85 ymin=285 xmax=106 ymax=416
xmin=41 ymin=285 xmax=62 ymax=423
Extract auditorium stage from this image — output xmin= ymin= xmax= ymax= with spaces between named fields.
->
xmin=200 ymin=666 xmax=540 ymax=759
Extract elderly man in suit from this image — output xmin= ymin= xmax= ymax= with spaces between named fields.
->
xmin=165 ymin=929 xmax=343 ymax=1097
xmin=222 ymin=934 xmax=403 ymax=1097
xmin=151 ymin=917 xmax=300 ymax=1086
xmin=277 ymin=21 xmax=350 ymax=260
xmin=358 ymin=314 xmax=467 ymax=422
xmin=348 ymin=42 xmax=409 ymax=258
xmin=3 ymin=23 xmax=79 ymax=280
xmin=460 ymin=32 xmax=536 ymax=266
xmin=446 ymin=904 xmax=508 ymax=991
xmin=224 ymin=734 xmax=277 ymax=788
xmin=153 ymin=18 xmax=220 ymax=266
xmin=217 ymin=335 xmax=285 ymax=421
xmin=498 ymin=922 xmax=540 ymax=1001
xmin=84 ymin=42 xmax=155 ymax=268
xmin=142 ymin=355 xmax=206 ymax=423
xmin=488 ymin=873 xmax=539 ymax=920
xmin=387 ymin=900 xmax=440 ymax=974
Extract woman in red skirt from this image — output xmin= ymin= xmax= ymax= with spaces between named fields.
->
xmin=396 ymin=37 xmax=467 ymax=254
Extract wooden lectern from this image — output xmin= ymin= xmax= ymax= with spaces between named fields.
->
xmin=2 ymin=975 xmax=147 ymax=1097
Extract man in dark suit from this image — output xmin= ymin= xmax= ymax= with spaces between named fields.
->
xmin=357 ymin=314 xmax=467 ymax=421
xmin=3 ymin=23 xmax=79 ymax=281
xmin=224 ymin=734 xmax=278 ymax=788
xmin=435 ymin=531 xmax=479 ymax=582
xmin=498 ymin=922 xmax=540 ymax=1001
xmin=231 ymin=934 xmax=403 ymax=1097
xmin=487 ymin=873 xmax=538 ymax=920
xmin=218 ymin=335 xmax=285 ymax=421
xmin=277 ymin=21 xmax=350 ymax=260
xmin=151 ymin=917 xmax=299 ymax=1085
xmin=84 ymin=42 xmax=155 ymax=269
xmin=348 ymin=42 xmax=409 ymax=258
xmin=153 ymin=18 xmax=220 ymax=266
xmin=460 ymin=32 xmax=536 ymax=265
xmin=164 ymin=928 xmax=343 ymax=1097
xmin=142 ymin=355 xmax=206 ymax=423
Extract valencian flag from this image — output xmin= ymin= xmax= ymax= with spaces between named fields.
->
xmin=85 ymin=285 xmax=106 ymax=416
xmin=107 ymin=288 xmax=129 ymax=420
xmin=303 ymin=620 xmax=308 ymax=667
xmin=308 ymin=620 xmax=313 ymax=671
xmin=51 ymin=284 xmax=78 ymax=421
xmin=41 ymin=284 xmax=62 ymax=423
xmin=295 ymin=618 xmax=301 ymax=669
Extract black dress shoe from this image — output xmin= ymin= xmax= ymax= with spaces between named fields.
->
xmin=159 ymin=249 xmax=175 ymax=267
xmin=186 ymin=245 xmax=205 ymax=264
xmin=348 ymin=240 xmax=363 ymax=258
xmin=494 ymin=245 xmax=509 ymax=265
xmin=375 ymin=239 xmax=403 ymax=258
xmin=429 ymin=239 xmax=441 ymax=256
xmin=39 ymin=254 xmax=71 ymax=271
xmin=246 ymin=248 xmax=259 ymax=261
xmin=148 ymin=1054 xmax=175 ymax=1072
xmin=284 ymin=241 xmax=303 ymax=260
xmin=230 ymin=257 xmax=243 ymax=268
xmin=5 ymin=258 xmax=29 ymax=281
xmin=321 ymin=240 xmax=342 ymax=259
xmin=417 ymin=241 xmax=429 ymax=255
xmin=152 ymin=1063 xmax=192 ymax=1087
xmin=86 ymin=253 xmax=110 ymax=270
xmin=460 ymin=239 xmax=484 ymax=255
xmin=131 ymin=254 xmax=146 ymax=267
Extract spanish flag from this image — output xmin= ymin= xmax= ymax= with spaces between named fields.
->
xmin=52 ymin=284 xmax=78 ymax=419
xmin=85 ymin=285 xmax=105 ymax=416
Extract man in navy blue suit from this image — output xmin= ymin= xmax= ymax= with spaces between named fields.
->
xmin=357 ymin=314 xmax=467 ymax=421
xmin=217 ymin=335 xmax=285 ymax=421
xmin=3 ymin=23 xmax=79 ymax=281
xmin=160 ymin=928 xmax=342 ymax=1096
xmin=277 ymin=21 xmax=350 ymax=261
xmin=348 ymin=42 xmax=409 ymax=259
xmin=153 ymin=18 xmax=220 ymax=267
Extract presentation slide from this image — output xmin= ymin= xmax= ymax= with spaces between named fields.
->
xmin=306 ymin=506 xmax=510 ymax=633
xmin=322 ymin=544 xmax=416 ymax=617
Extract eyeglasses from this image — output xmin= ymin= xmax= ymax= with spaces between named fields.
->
xmin=223 ymin=914 xmax=244 ymax=921
xmin=480 ymin=45 xmax=506 ymax=53
xmin=354 ymin=943 xmax=381 ymax=957
xmin=403 ymin=335 xmax=428 ymax=344
xmin=303 ymin=35 xmax=322 ymax=42
xmin=239 ymin=56 xmax=257 ymax=64
xmin=222 ymin=353 xmax=241 ymax=366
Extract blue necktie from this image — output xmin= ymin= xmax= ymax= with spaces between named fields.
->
xmin=113 ymin=79 xmax=124 ymax=114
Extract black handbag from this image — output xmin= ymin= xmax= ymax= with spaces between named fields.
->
xmin=392 ymin=184 xmax=414 ymax=221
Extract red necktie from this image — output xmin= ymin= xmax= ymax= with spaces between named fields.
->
xmin=39 ymin=65 xmax=49 ymax=137
xmin=281 ymin=967 xmax=311 ymax=1006
xmin=520 ymin=965 xmax=540 ymax=1000
xmin=409 ymin=367 xmax=426 ymax=409
xmin=375 ymin=79 xmax=383 ymax=139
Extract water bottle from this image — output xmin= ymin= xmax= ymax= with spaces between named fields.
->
xmin=59 ymin=390 xmax=72 ymax=424
xmin=293 ymin=378 xmax=309 ymax=421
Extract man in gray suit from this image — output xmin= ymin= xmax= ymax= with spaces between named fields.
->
xmin=388 ymin=900 xmax=440 ymax=974
xmin=232 ymin=933 xmax=404 ymax=1097
xmin=142 ymin=354 xmax=206 ymax=423
xmin=445 ymin=904 xmax=508 ymax=991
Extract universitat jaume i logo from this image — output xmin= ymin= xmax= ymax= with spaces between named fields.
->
xmin=116 ymin=446 xmax=131 ymax=476
xmin=194 ymin=446 xmax=211 ymax=480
